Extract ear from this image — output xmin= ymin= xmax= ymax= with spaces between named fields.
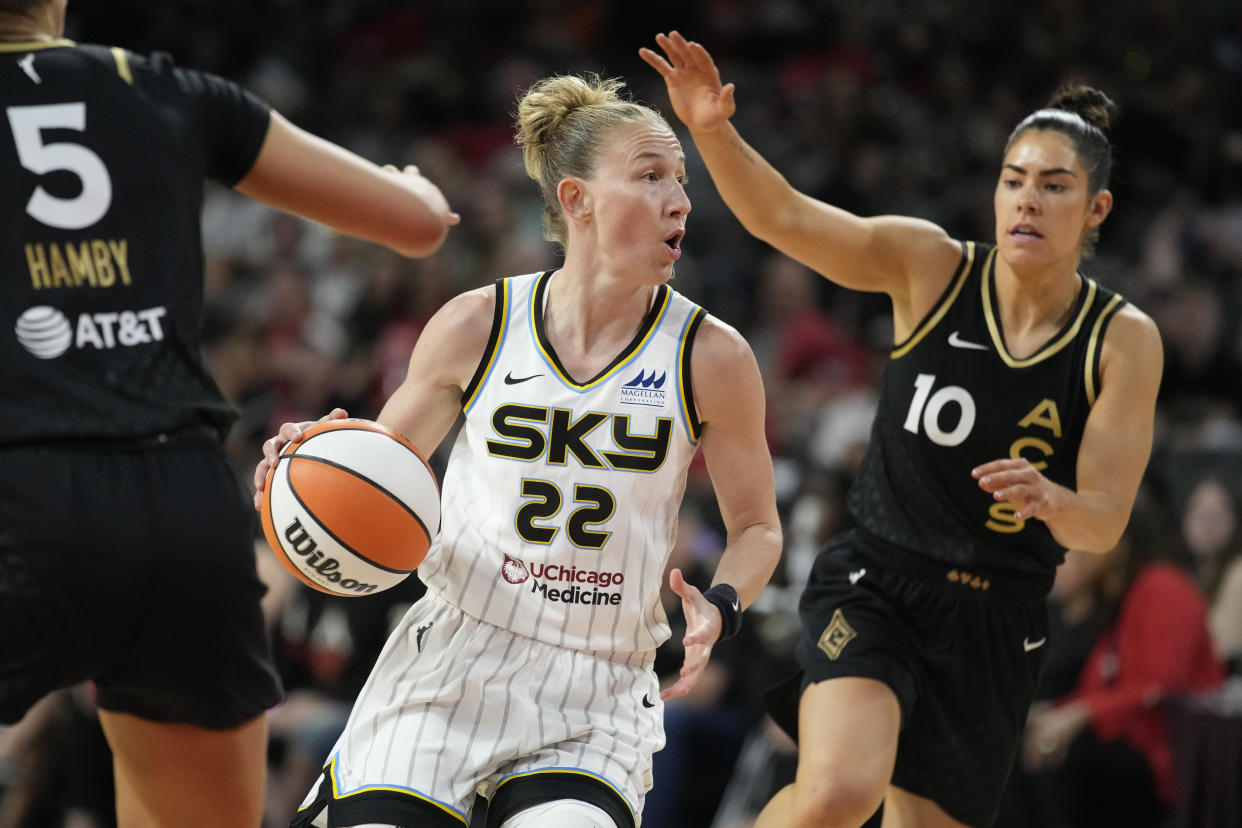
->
xmin=557 ymin=177 xmax=591 ymax=222
xmin=1085 ymin=188 xmax=1113 ymax=229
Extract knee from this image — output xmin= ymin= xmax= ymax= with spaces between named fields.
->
xmin=790 ymin=771 xmax=886 ymax=828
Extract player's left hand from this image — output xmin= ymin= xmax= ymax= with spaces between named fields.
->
xmin=972 ymin=457 xmax=1068 ymax=522
xmin=660 ymin=567 xmax=722 ymax=701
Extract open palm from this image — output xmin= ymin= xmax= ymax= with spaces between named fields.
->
xmin=640 ymin=31 xmax=736 ymax=132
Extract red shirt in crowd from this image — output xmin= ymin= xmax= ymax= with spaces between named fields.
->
xmin=1062 ymin=563 xmax=1226 ymax=805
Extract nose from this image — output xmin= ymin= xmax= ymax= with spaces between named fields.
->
xmin=669 ymin=184 xmax=691 ymax=218
xmin=1016 ymin=183 xmax=1040 ymax=214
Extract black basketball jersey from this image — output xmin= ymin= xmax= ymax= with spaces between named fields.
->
xmin=1 ymin=39 xmax=271 ymax=444
xmin=847 ymin=241 xmax=1127 ymax=578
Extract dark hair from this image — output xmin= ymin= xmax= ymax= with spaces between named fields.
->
xmin=1004 ymin=82 xmax=1118 ymax=196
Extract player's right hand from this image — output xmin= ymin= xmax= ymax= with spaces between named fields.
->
xmin=251 ymin=407 xmax=349 ymax=509
xmin=381 ymin=163 xmax=461 ymax=232
xmin=639 ymin=31 xmax=737 ymax=133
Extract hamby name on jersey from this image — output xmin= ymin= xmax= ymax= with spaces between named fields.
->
xmin=15 ymin=304 xmax=167 ymax=359
xmin=24 ymin=239 xmax=132 ymax=289
xmin=501 ymin=554 xmax=624 ymax=606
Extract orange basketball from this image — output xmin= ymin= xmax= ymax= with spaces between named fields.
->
xmin=260 ymin=418 xmax=440 ymax=596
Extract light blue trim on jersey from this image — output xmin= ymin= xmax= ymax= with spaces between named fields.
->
xmin=311 ymin=756 xmax=469 ymax=824
xmin=494 ymin=766 xmax=637 ymax=818
xmin=674 ymin=305 xmax=703 ymax=444
xmin=463 ymin=279 xmax=513 ymax=416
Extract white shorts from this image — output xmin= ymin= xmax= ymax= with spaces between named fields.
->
xmin=293 ymin=592 xmax=664 ymax=827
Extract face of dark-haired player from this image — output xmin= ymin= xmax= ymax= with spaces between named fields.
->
xmin=993 ymin=128 xmax=1112 ymax=272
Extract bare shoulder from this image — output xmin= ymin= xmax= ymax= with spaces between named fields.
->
xmin=690 ymin=314 xmax=763 ymax=424
xmin=691 ymin=313 xmax=756 ymax=373
xmin=1102 ymin=302 xmax=1163 ymax=363
xmin=413 ymin=284 xmax=498 ymax=385
xmin=1098 ymin=301 xmax=1163 ymax=399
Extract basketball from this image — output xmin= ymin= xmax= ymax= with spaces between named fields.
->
xmin=260 ymin=418 xmax=440 ymax=596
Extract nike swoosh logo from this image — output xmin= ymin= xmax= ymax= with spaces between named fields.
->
xmin=1023 ymin=636 xmax=1046 ymax=652
xmin=948 ymin=331 xmax=989 ymax=351
xmin=642 ymin=694 xmax=656 ymax=708
xmin=504 ymin=371 xmax=543 ymax=385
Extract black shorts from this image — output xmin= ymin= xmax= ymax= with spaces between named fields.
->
xmin=764 ymin=530 xmax=1050 ymax=828
xmin=0 ymin=434 xmax=283 ymax=729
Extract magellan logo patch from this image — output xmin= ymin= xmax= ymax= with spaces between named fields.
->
xmin=619 ymin=368 xmax=667 ymax=408
xmin=818 ymin=608 xmax=856 ymax=660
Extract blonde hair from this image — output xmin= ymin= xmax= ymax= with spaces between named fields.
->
xmin=514 ymin=74 xmax=670 ymax=248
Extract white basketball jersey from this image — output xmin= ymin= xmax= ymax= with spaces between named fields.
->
xmin=419 ymin=271 xmax=706 ymax=653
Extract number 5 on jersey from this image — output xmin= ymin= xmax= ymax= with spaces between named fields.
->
xmin=7 ymin=103 xmax=113 ymax=229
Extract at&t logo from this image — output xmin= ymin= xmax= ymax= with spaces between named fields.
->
xmin=15 ymin=304 xmax=167 ymax=359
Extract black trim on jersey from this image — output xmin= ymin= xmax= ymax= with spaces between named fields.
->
xmin=1085 ymin=292 xmax=1127 ymax=406
xmin=486 ymin=772 xmax=635 ymax=828
xmin=461 ymin=280 xmax=509 ymax=408
xmin=891 ymin=240 xmax=975 ymax=358
xmin=680 ymin=307 xmax=707 ymax=442
xmin=532 ymin=271 xmax=671 ymax=388
xmin=291 ymin=771 xmax=466 ymax=828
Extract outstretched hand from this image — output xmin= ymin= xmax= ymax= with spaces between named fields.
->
xmin=251 ymin=407 xmax=349 ymax=509
xmin=381 ymin=163 xmax=461 ymax=229
xmin=661 ymin=567 xmax=724 ymax=701
xmin=972 ymin=457 xmax=1068 ymax=522
xmin=639 ymin=31 xmax=736 ymax=132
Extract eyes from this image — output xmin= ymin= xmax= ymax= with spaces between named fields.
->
xmin=1002 ymin=177 xmax=1069 ymax=194
xmin=643 ymin=170 xmax=688 ymax=186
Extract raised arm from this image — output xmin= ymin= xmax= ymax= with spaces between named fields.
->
xmin=235 ymin=111 xmax=459 ymax=259
xmin=640 ymin=31 xmax=958 ymax=313
xmin=662 ymin=315 xmax=783 ymax=700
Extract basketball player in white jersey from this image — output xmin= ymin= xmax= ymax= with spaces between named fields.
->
xmin=254 ymin=73 xmax=782 ymax=828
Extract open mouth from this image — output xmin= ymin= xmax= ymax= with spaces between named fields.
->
xmin=1009 ymin=224 xmax=1043 ymax=240
xmin=664 ymin=229 xmax=685 ymax=256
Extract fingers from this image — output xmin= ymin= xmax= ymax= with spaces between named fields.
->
xmin=638 ymin=46 xmax=673 ymax=76
xmin=319 ymin=407 xmax=349 ymax=423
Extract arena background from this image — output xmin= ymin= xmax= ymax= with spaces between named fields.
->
xmin=3 ymin=2 xmax=1241 ymax=826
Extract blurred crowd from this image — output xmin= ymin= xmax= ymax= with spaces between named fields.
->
xmin=3 ymin=1 xmax=1242 ymax=827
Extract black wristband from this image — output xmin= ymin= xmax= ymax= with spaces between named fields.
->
xmin=702 ymin=583 xmax=742 ymax=642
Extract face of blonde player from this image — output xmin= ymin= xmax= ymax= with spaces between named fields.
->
xmin=993 ymin=129 xmax=1111 ymax=274
xmin=578 ymin=121 xmax=690 ymax=286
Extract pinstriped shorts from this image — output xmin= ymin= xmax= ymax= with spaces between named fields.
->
xmin=297 ymin=592 xmax=663 ymax=827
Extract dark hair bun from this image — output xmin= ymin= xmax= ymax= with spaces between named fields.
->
xmin=1047 ymin=83 xmax=1118 ymax=133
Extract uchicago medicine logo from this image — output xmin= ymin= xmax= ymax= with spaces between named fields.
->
xmin=501 ymin=554 xmax=624 ymax=606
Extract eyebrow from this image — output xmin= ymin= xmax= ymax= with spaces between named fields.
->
xmin=1004 ymin=163 xmax=1078 ymax=178
xmin=633 ymin=150 xmax=686 ymax=164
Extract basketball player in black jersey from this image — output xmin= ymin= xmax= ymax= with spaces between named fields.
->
xmin=0 ymin=1 xmax=458 ymax=825
xmin=643 ymin=32 xmax=1163 ymax=828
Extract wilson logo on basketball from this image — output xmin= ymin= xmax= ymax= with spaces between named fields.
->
xmin=283 ymin=517 xmax=380 ymax=594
